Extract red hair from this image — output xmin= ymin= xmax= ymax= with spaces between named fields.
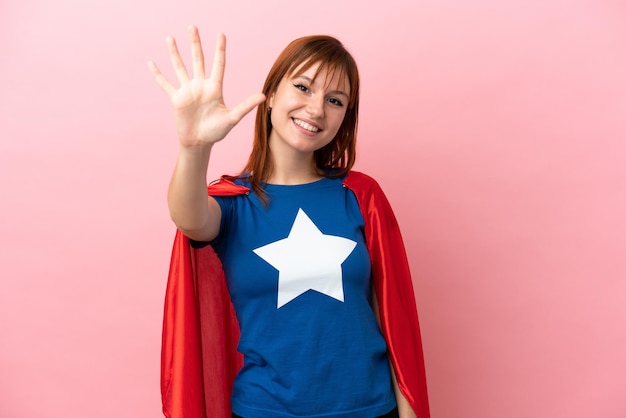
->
xmin=229 ymin=35 xmax=360 ymax=201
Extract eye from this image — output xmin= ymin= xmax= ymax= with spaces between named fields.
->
xmin=327 ymin=97 xmax=344 ymax=107
xmin=293 ymin=83 xmax=309 ymax=93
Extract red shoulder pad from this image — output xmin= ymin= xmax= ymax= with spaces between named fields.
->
xmin=207 ymin=178 xmax=250 ymax=197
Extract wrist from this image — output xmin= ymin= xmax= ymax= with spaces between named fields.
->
xmin=178 ymin=142 xmax=213 ymax=159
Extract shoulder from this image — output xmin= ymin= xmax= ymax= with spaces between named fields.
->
xmin=207 ymin=176 xmax=251 ymax=197
xmin=343 ymin=171 xmax=385 ymax=195
xmin=343 ymin=171 xmax=396 ymax=217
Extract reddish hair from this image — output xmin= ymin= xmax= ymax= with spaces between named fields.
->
xmin=229 ymin=35 xmax=360 ymax=201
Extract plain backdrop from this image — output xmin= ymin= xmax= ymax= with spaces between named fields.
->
xmin=1 ymin=0 xmax=625 ymax=417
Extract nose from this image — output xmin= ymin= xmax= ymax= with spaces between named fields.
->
xmin=306 ymin=95 xmax=325 ymax=118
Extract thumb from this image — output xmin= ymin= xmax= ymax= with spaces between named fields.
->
xmin=229 ymin=93 xmax=266 ymax=123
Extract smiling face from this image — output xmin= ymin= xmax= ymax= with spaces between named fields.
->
xmin=268 ymin=61 xmax=350 ymax=159
xmin=241 ymin=35 xmax=360 ymax=194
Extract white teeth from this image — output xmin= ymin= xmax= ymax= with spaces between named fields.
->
xmin=294 ymin=119 xmax=320 ymax=132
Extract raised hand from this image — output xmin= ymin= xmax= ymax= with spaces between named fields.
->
xmin=148 ymin=25 xmax=265 ymax=149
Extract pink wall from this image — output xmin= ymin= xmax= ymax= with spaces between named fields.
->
xmin=1 ymin=0 xmax=625 ymax=417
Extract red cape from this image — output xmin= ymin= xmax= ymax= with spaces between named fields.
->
xmin=161 ymin=171 xmax=430 ymax=418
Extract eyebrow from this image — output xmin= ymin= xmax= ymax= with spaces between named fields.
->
xmin=294 ymin=75 xmax=350 ymax=98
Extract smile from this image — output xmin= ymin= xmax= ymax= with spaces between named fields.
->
xmin=293 ymin=118 xmax=321 ymax=133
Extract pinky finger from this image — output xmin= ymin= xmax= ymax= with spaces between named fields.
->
xmin=147 ymin=61 xmax=176 ymax=97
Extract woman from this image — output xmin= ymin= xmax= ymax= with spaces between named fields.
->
xmin=149 ymin=25 xmax=429 ymax=418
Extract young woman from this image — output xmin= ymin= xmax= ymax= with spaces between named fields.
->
xmin=149 ymin=25 xmax=429 ymax=418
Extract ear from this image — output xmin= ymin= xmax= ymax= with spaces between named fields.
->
xmin=269 ymin=92 xmax=275 ymax=108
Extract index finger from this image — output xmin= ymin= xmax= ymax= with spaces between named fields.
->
xmin=210 ymin=33 xmax=226 ymax=86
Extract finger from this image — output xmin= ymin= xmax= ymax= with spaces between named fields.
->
xmin=188 ymin=25 xmax=205 ymax=79
xmin=210 ymin=33 xmax=226 ymax=86
xmin=147 ymin=60 xmax=176 ymax=97
xmin=166 ymin=36 xmax=190 ymax=84
xmin=229 ymin=93 xmax=266 ymax=124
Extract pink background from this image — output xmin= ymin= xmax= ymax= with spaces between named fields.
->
xmin=1 ymin=0 xmax=625 ymax=417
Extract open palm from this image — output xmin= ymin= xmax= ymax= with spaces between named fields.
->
xmin=148 ymin=26 xmax=265 ymax=148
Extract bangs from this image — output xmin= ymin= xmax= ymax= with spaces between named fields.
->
xmin=282 ymin=42 xmax=359 ymax=109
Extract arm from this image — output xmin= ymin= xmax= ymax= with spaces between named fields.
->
xmin=371 ymin=291 xmax=418 ymax=418
xmin=389 ymin=364 xmax=418 ymax=418
xmin=148 ymin=26 xmax=265 ymax=241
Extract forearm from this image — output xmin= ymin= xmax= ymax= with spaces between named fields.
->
xmin=372 ymin=291 xmax=418 ymax=418
xmin=167 ymin=145 xmax=214 ymax=238
xmin=390 ymin=364 xmax=417 ymax=418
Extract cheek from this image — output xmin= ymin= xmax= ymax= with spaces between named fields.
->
xmin=330 ymin=111 xmax=348 ymax=132
xmin=271 ymin=92 xmax=295 ymax=113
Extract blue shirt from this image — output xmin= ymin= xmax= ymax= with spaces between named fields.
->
xmin=211 ymin=176 xmax=396 ymax=418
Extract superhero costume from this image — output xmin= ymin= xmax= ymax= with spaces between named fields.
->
xmin=160 ymin=171 xmax=430 ymax=418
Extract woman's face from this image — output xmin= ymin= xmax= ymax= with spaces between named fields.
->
xmin=268 ymin=61 xmax=350 ymax=158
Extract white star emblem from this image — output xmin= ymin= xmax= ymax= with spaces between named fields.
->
xmin=253 ymin=209 xmax=357 ymax=308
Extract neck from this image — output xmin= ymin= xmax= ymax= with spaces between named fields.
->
xmin=267 ymin=151 xmax=323 ymax=185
